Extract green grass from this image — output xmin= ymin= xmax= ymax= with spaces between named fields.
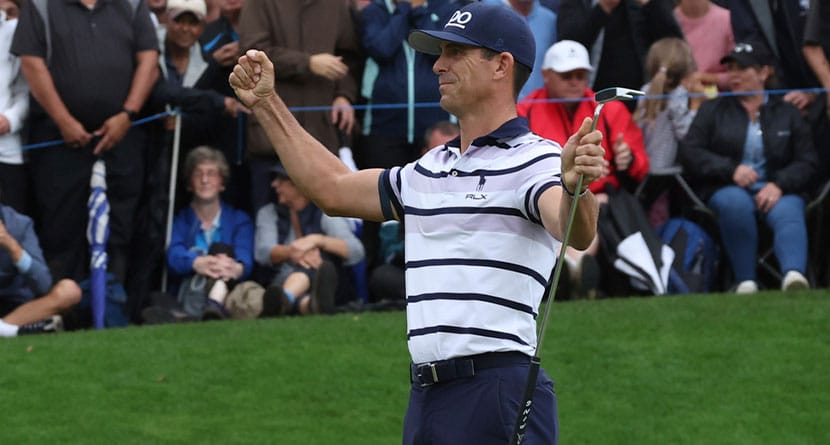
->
xmin=1 ymin=290 xmax=828 ymax=444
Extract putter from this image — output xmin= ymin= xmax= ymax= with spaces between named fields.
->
xmin=509 ymin=87 xmax=644 ymax=445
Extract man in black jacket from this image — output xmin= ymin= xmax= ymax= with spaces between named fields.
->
xmin=557 ymin=0 xmax=682 ymax=108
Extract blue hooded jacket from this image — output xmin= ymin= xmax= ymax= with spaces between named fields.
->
xmin=360 ymin=0 xmax=455 ymax=142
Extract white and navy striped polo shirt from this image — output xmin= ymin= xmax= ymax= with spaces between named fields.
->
xmin=379 ymin=117 xmax=564 ymax=364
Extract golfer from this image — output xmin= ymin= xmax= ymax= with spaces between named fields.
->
xmin=230 ymin=2 xmax=606 ymax=443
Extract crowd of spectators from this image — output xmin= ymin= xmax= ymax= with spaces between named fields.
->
xmin=0 ymin=0 xmax=828 ymax=334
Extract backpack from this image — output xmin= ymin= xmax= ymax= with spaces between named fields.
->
xmin=77 ymin=273 xmax=130 ymax=327
xmin=176 ymin=274 xmax=209 ymax=318
xmin=657 ymin=218 xmax=719 ymax=294
xmin=31 ymin=0 xmax=142 ymax=66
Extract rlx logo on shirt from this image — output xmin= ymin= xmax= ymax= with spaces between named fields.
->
xmin=466 ymin=174 xmax=487 ymax=199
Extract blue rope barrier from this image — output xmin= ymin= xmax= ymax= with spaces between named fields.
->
xmin=16 ymin=86 xmax=830 ymax=152
xmin=19 ymin=109 xmax=177 ymax=152
xmin=286 ymin=86 xmax=830 ymax=112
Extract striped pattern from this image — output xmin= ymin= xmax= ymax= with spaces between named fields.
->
xmin=380 ymin=118 xmax=564 ymax=364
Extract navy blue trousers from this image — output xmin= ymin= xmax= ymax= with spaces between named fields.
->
xmin=403 ymin=364 xmax=558 ymax=445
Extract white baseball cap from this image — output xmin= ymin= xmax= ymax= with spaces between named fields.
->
xmin=542 ymin=40 xmax=593 ymax=73
xmin=167 ymin=0 xmax=206 ymax=21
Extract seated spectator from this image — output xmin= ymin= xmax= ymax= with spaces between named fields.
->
xmin=518 ymin=40 xmax=649 ymax=298
xmin=679 ymin=42 xmax=819 ymax=293
xmin=0 ymin=0 xmax=30 ymax=216
xmin=635 ymin=37 xmax=707 ymax=227
xmin=636 ymin=37 xmax=706 ymax=171
xmin=367 ymin=121 xmax=459 ymax=303
xmin=254 ymin=164 xmax=365 ymax=315
xmin=674 ymin=0 xmax=734 ymax=92
xmin=143 ymin=146 xmax=254 ymax=322
xmin=0 ymin=199 xmax=82 ymax=337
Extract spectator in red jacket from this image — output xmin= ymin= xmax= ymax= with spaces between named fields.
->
xmin=518 ymin=39 xmax=649 ymax=298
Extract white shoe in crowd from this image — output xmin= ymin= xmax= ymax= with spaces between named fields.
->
xmin=208 ymin=279 xmax=229 ymax=305
xmin=735 ymin=280 xmax=758 ymax=294
xmin=781 ymin=271 xmax=809 ymax=291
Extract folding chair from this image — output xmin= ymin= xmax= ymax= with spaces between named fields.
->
xmin=758 ymin=178 xmax=830 ymax=287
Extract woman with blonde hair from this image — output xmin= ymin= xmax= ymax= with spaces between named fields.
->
xmin=636 ymin=37 xmax=706 ymax=170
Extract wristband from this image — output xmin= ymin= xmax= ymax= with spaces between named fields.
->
xmin=561 ymin=180 xmax=588 ymax=198
xmin=122 ymin=108 xmax=138 ymax=121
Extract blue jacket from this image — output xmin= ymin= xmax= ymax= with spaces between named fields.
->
xmin=166 ymin=202 xmax=254 ymax=288
xmin=482 ymin=0 xmax=557 ymax=99
xmin=360 ymin=0 xmax=454 ymax=141
xmin=0 ymin=205 xmax=52 ymax=304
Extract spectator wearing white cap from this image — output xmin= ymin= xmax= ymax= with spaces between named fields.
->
xmin=148 ymin=0 xmax=250 ymax=208
xmin=518 ymin=39 xmax=650 ymax=298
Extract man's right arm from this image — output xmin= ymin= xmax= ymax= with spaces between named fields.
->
xmin=231 ymin=50 xmax=386 ymax=222
xmin=20 ymin=56 xmax=90 ymax=146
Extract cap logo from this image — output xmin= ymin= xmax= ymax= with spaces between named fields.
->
xmin=446 ymin=10 xmax=473 ymax=29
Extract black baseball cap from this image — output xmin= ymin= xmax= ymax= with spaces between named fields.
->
xmin=720 ymin=41 xmax=775 ymax=67
xmin=407 ymin=2 xmax=536 ymax=70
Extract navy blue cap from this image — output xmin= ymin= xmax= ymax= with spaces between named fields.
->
xmin=270 ymin=162 xmax=289 ymax=179
xmin=408 ymin=2 xmax=536 ymax=70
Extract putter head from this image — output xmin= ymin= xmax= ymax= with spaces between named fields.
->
xmin=594 ymin=87 xmax=646 ymax=104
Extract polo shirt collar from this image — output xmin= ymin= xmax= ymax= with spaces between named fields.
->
xmin=445 ymin=117 xmax=530 ymax=150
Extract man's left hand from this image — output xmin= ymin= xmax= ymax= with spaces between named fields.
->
xmin=331 ymin=96 xmax=354 ymax=134
xmin=92 ymin=112 xmax=131 ymax=155
xmin=212 ymin=41 xmax=240 ymax=67
xmin=561 ymin=117 xmax=606 ymax=194
xmin=612 ymin=133 xmax=632 ymax=171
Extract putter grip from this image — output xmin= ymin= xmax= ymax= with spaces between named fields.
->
xmin=509 ymin=356 xmax=542 ymax=445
